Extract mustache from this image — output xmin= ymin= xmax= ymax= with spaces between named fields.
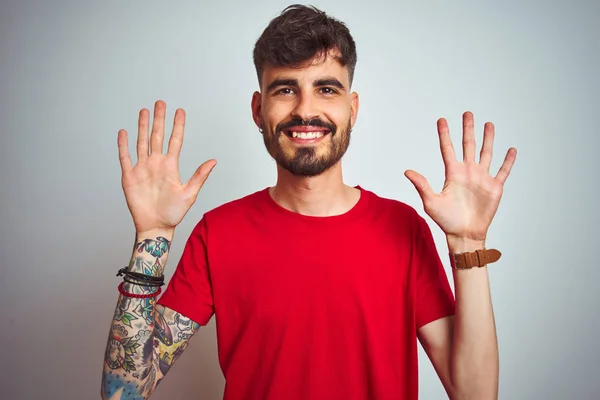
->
xmin=276 ymin=118 xmax=337 ymax=136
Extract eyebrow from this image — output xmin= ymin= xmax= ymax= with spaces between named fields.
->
xmin=266 ymin=78 xmax=298 ymax=92
xmin=266 ymin=76 xmax=347 ymax=92
xmin=314 ymin=78 xmax=345 ymax=90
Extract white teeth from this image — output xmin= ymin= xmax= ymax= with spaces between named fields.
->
xmin=291 ymin=131 xmax=325 ymax=139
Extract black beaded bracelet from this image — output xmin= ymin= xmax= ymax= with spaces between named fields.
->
xmin=123 ymin=275 xmax=164 ymax=287
xmin=117 ymin=267 xmax=165 ymax=286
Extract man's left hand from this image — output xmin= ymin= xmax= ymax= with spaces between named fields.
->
xmin=405 ymin=111 xmax=517 ymax=245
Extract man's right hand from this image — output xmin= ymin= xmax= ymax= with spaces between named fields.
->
xmin=117 ymin=100 xmax=216 ymax=235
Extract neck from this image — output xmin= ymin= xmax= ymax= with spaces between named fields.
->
xmin=270 ymin=162 xmax=360 ymax=217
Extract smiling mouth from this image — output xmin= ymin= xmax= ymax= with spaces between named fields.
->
xmin=283 ymin=129 xmax=331 ymax=140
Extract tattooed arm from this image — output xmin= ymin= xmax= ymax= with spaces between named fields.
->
xmin=106 ymin=101 xmax=216 ymax=398
xmin=101 ymin=233 xmax=200 ymax=400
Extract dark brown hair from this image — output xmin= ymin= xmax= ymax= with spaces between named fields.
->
xmin=253 ymin=4 xmax=357 ymax=87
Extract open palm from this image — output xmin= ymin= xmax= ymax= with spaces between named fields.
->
xmin=117 ymin=101 xmax=216 ymax=234
xmin=405 ymin=112 xmax=516 ymax=241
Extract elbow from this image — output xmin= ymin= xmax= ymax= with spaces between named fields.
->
xmin=449 ymin=387 xmax=498 ymax=400
xmin=449 ymin=348 xmax=499 ymax=399
xmin=101 ymin=371 xmax=121 ymax=400
xmin=448 ymin=372 xmax=499 ymax=400
xmin=449 ymin=360 xmax=499 ymax=400
xmin=100 ymin=372 xmax=109 ymax=400
xmin=101 ymin=370 xmax=150 ymax=400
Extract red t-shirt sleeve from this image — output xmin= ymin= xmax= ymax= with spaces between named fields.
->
xmin=414 ymin=215 xmax=455 ymax=329
xmin=157 ymin=218 xmax=214 ymax=326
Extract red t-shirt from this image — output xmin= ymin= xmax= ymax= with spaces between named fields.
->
xmin=158 ymin=187 xmax=455 ymax=400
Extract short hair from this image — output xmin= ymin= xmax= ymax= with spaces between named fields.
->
xmin=253 ymin=4 xmax=357 ymax=87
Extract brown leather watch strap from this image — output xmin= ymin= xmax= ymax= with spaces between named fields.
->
xmin=449 ymin=248 xmax=502 ymax=270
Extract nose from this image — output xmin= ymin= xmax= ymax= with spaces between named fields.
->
xmin=291 ymin=92 xmax=319 ymax=122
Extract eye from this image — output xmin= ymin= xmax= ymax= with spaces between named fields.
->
xmin=275 ymin=88 xmax=295 ymax=95
xmin=319 ymin=87 xmax=338 ymax=95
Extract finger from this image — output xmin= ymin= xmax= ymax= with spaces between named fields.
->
xmin=462 ymin=111 xmax=476 ymax=162
xmin=495 ymin=147 xmax=517 ymax=184
xmin=437 ymin=118 xmax=456 ymax=178
xmin=404 ymin=169 xmax=434 ymax=205
xmin=437 ymin=118 xmax=456 ymax=173
xmin=167 ymin=108 xmax=186 ymax=158
xmin=185 ymin=159 xmax=218 ymax=200
xmin=479 ymin=122 xmax=495 ymax=170
xmin=137 ymin=108 xmax=150 ymax=161
xmin=150 ymin=100 xmax=166 ymax=155
xmin=118 ymin=129 xmax=133 ymax=173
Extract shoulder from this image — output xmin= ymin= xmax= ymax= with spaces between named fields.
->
xmin=199 ymin=188 xmax=269 ymax=226
xmin=362 ymin=188 xmax=439 ymax=252
xmin=362 ymin=186 xmax=422 ymax=224
xmin=184 ymin=189 xmax=269 ymax=239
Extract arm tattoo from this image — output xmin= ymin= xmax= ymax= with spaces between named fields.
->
xmin=101 ymin=236 xmax=199 ymax=399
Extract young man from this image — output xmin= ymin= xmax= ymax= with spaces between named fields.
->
xmin=102 ymin=5 xmax=516 ymax=400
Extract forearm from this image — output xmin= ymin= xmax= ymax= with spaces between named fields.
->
xmin=447 ymin=237 xmax=499 ymax=400
xmin=102 ymin=230 xmax=173 ymax=400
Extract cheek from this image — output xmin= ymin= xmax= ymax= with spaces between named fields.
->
xmin=262 ymin=101 xmax=291 ymax=124
xmin=325 ymin=103 xmax=352 ymax=126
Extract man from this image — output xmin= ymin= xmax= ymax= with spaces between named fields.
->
xmin=102 ymin=5 xmax=516 ymax=400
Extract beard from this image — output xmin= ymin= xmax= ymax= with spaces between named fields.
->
xmin=262 ymin=117 xmax=352 ymax=177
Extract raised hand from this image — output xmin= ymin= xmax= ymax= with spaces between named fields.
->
xmin=117 ymin=100 xmax=216 ymax=234
xmin=404 ymin=111 xmax=516 ymax=243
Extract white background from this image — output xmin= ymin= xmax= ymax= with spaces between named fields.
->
xmin=1 ymin=0 xmax=598 ymax=398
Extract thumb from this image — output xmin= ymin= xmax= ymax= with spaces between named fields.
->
xmin=185 ymin=159 xmax=217 ymax=200
xmin=404 ymin=169 xmax=434 ymax=202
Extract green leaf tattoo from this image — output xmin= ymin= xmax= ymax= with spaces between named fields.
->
xmin=105 ymin=334 xmax=141 ymax=373
xmin=120 ymin=312 xmax=138 ymax=328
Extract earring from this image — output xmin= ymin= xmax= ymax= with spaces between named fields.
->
xmin=259 ymin=128 xmax=263 ymax=133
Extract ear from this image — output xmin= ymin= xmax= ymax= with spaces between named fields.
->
xmin=350 ymin=91 xmax=359 ymax=129
xmin=251 ymin=91 xmax=262 ymax=130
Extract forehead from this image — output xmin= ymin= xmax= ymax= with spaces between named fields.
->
xmin=261 ymin=51 xmax=350 ymax=88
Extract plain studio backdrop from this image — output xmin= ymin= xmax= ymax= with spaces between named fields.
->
xmin=1 ymin=0 xmax=598 ymax=399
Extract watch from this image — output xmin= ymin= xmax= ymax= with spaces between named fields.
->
xmin=449 ymin=248 xmax=502 ymax=270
